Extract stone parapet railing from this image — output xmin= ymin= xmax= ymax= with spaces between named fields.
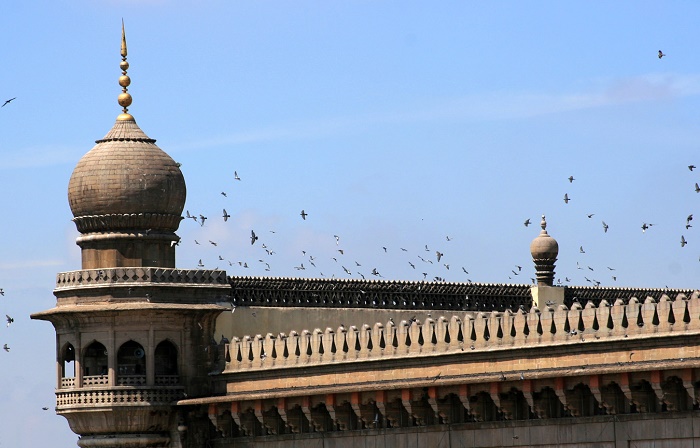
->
xmin=223 ymin=291 xmax=700 ymax=373
xmin=55 ymin=268 xmax=228 ymax=291
xmin=231 ymin=276 xmax=532 ymax=312
xmin=56 ymin=387 xmax=185 ymax=408
xmin=83 ymin=375 xmax=109 ymax=387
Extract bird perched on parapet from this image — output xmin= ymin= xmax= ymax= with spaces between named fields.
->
xmin=1 ymin=97 xmax=16 ymax=107
xmin=524 ymin=218 xmax=531 ymax=227
xmin=681 ymin=235 xmax=688 ymax=247
xmin=300 ymin=210 xmax=307 ymax=220
xmin=3 ymin=344 xmax=8 ymax=352
xmin=5 ymin=315 xmax=13 ymax=327
xmin=564 ymin=193 xmax=570 ymax=204
xmin=500 ymin=373 xmax=506 ymax=381
xmin=658 ymin=50 xmax=666 ymax=59
xmin=222 ymin=209 xmax=230 ymax=222
xmin=250 ymin=230 xmax=258 ymax=245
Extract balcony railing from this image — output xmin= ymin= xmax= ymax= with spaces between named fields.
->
xmin=56 ymin=386 xmax=185 ymax=408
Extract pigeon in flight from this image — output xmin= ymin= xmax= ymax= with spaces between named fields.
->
xmin=524 ymin=218 xmax=531 ymax=227
xmin=564 ymin=193 xmax=570 ymax=204
xmin=587 ymin=214 xmax=595 ymax=219
xmin=602 ymin=221 xmax=609 ymax=233
xmin=658 ymin=50 xmax=666 ymax=59
xmin=2 ymin=344 xmax=8 ymax=352
xmin=222 ymin=209 xmax=230 ymax=222
xmin=681 ymin=235 xmax=688 ymax=247
xmin=250 ymin=230 xmax=258 ymax=245
xmin=199 ymin=215 xmax=207 ymax=226
xmin=690 ymin=165 xmax=696 ymax=171
xmin=436 ymin=251 xmax=443 ymax=263
xmin=695 ymin=183 xmax=700 ymax=193
xmin=568 ymin=176 xmax=575 ymax=183
xmin=334 ymin=235 xmax=340 ymax=245
xmin=580 ymin=246 xmax=585 ymax=254
xmin=221 ymin=191 xmax=227 ymax=197
xmin=197 ymin=259 xmax=204 ymax=268
xmin=1 ymin=97 xmax=16 ymax=107
xmin=300 ymin=210 xmax=308 ymax=220
xmin=234 ymin=171 xmax=241 ymax=181
xmin=5 ymin=315 xmax=13 ymax=327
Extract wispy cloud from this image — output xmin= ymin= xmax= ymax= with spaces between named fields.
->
xmin=0 ymin=259 xmax=65 ymax=270
xmin=0 ymin=145 xmax=80 ymax=170
xmin=171 ymin=73 xmax=700 ymax=152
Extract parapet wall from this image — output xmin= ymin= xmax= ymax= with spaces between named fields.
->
xmin=223 ymin=291 xmax=700 ymax=373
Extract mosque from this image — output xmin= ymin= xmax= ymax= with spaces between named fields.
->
xmin=32 ymin=26 xmax=700 ymax=448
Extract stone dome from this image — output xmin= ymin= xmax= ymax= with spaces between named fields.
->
xmin=68 ymin=116 xmax=186 ymax=233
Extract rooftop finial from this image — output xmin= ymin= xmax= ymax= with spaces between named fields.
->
xmin=540 ymin=215 xmax=547 ymax=232
xmin=530 ymin=214 xmax=559 ymax=286
xmin=117 ymin=19 xmax=134 ymax=121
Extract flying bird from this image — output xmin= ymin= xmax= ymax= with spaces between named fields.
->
xmin=1 ymin=97 xmax=16 ymax=107
xmin=334 ymin=235 xmax=340 ymax=245
xmin=568 ymin=176 xmax=575 ymax=183
xmin=199 ymin=215 xmax=207 ymax=226
xmin=681 ymin=235 xmax=688 ymax=247
xmin=222 ymin=209 xmax=230 ymax=221
xmin=250 ymin=230 xmax=258 ymax=245
xmin=602 ymin=221 xmax=609 ymax=233
xmin=564 ymin=193 xmax=570 ymax=204
xmin=209 ymin=240 xmax=217 ymax=246
xmin=641 ymin=223 xmax=654 ymax=233
xmin=5 ymin=315 xmax=13 ymax=327
xmin=436 ymin=251 xmax=443 ymax=263
xmin=234 ymin=171 xmax=241 ymax=181
xmin=580 ymin=246 xmax=585 ymax=254
xmin=687 ymin=214 xmax=694 ymax=226
xmin=300 ymin=210 xmax=308 ymax=220
xmin=2 ymin=344 xmax=8 ymax=352
xmin=658 ymin=50 xmax=666 ymax=59
xmin=197 ymin=259 xmax=204 ymax=268
xmin=690 ymin=165 xmax=696 ymax=171
xmin=524 ymin=218 xmax=531 ymax=227
xmin=587 ymin=214 xmax=595 ymax=219
xmin=695 ymin=183 xmax=700 ymax=193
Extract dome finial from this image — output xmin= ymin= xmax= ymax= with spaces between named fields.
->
xmin=117 ymin=19 xmax=134 ymax=121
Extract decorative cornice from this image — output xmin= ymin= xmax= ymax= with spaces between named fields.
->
xmin=55 ymin=267 xmax=228 ymax=290
xmin=72 ymin=213 xmax=183 ymax=233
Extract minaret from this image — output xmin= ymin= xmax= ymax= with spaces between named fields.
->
xmin=32 ymin=23 xmax=229 ymax=448
xmin=529 ymin=215 xmax=564 ymax=308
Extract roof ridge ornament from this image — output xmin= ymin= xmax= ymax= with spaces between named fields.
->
xmin=530 ymin=214 xmax=559 ymax=286
xmin=117 ymin=19 xmax=134 ymax=121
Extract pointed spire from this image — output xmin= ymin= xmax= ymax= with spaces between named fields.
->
xmin=117 ymin=19 xmax=134 ymax=121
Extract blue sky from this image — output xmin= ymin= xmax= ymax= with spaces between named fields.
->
xmin=2 ymin=1 xmax=700 ymax=445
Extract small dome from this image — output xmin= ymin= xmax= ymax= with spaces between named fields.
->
xmin=68 ymin=116 xmax=186 ymax=233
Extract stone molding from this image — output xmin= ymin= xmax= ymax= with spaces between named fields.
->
xmin=72 ymin=213 xmax=183 ymax=233
xmin=55 ymin=268 xmax=228 ymax=291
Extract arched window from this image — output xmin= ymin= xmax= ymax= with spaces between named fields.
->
xmin=83 ymin=341 xmax=108 ymax=386
xmin=154 ymin=340 xmax=179 ymax=385
xmin=61 ymin=343 xmax=75 ymax=378
xmin=117 ymin=340 xmax=146 ymax=385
